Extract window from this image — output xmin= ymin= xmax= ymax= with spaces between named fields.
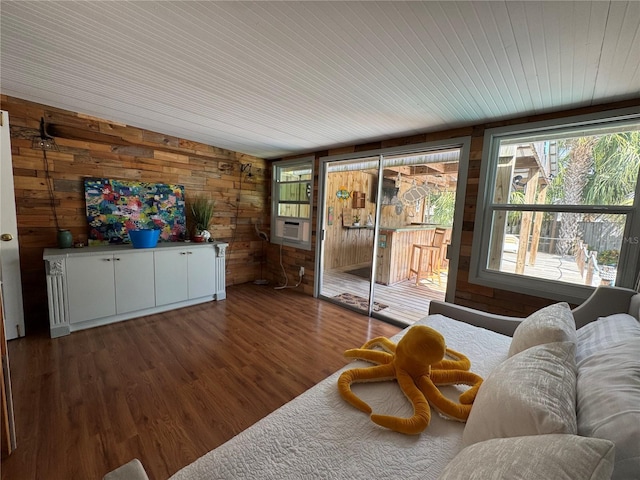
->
xmin=271 ymin=157 xmax=314 ymax=250
xmin=470 ymin=107 xmax=640 ymax=303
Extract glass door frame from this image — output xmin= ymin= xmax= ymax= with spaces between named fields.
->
xmin=315 ymin=137 xmax=472 ymax=315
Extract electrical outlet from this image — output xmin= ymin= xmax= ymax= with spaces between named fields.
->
xmin=299 ymin=266 xmax=305 ymax=276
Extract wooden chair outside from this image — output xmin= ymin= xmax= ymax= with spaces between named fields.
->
xmin=408 ymin=228 xmax=447 ymax=286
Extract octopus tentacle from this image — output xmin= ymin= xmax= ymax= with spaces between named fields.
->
xmin=370 ymin=369 xmax=431 ymax=435
xmin=338 ymin=364 xmax=396 ymax=413
xmin=358 ymin=337 xmax=397 ymax=353
xmin=432 ymin=348 xmax=471 ymax=371
xmin=417 ymin=370 xmax=484 ymax=422
xmin=431 ymin=370 xmax=484 ymax=405
xmin=344 ymin=348 xmax=393 ymax=365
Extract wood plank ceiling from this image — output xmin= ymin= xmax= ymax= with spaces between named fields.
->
xmin=1 ymin=1 xmax=639 ymax=159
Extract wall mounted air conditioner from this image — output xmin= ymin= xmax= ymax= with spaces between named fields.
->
xmin=275 ymin=218 xmax=310 ymax=243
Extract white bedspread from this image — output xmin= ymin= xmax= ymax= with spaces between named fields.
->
xmin=170 ymin=315 xmax=511 ymax=480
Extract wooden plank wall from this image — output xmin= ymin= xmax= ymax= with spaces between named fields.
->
xmin=322 ymin=169 xmax=429 ymax=270
xmin=281 ymin=99 xmax=640 ymax=317
xmin=1 ymin=95 xmax=269 ymax=333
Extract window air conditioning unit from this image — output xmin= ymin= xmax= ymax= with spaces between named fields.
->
xmin=275 ymin=218 xmax=310 ymax=243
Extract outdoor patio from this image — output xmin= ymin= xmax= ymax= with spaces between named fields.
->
xmin=499 ymin=251 xmax=612 ymax=287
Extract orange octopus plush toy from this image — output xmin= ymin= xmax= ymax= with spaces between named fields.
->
xmin=338 ymin=325 xmax=483 ymax=435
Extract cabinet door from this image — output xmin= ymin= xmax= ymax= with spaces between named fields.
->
xmin=187 ymin=248 xmax=216 ymax=299
xmin=66 ymin=255 xmax=116 ymax=323
xmin=154 ymin=249 xmax=188 ymax=306
xmin=114 ymin=251 xmax=155 ymax=314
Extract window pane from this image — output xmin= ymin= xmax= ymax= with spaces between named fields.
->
xmin=278 ymin=183 xmax=310 ymax=203
xmin=277 ymin=204 xmax=310 ymax=218
xmin=487 ymin=210 xmax=626 ymax=287
xmin=493 ymin=128 xmax=640 ymax=207
xmin=277 ymin=165 xmax=312 ymax=182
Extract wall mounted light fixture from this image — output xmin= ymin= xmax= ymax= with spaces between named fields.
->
xmin=31 ymin=117 xmax=59 ymax=151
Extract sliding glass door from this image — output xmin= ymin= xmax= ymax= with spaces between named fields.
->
xmin=317 ymin=140 xmax=470 ymax=325
xmin=318 ymin=156 xmax=380 ymax=315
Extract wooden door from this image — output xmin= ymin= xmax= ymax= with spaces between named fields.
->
xmin=0 ymin=111 xmax=25 ymax=340
xmin=1 ymin=284 xmax=17 ymax=456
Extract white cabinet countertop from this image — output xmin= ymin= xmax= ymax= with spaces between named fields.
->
xmin=44 ymin=240 xmax=228 ymax=258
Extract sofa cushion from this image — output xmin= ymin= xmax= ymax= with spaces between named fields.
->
xmin=438 ymin=434 xmax=615 ymax=480
xmin=508 ymin=302 xmax=576 ymax=357
xmin=577 ymin=337 xmax=640 ymax=480
xmin=463 ymin=341 xmax=577 ymax=446
xmin=103 ymin=459 xmax=149 ymax=480
xmin=576 ymin=313 xmax=640 ymax=364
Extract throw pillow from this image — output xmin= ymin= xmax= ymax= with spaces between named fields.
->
xmin=438 ymin=434 xmax=615 ymax=480
xmin=577 ymin=337 xmax=640 ymax=480
xmin=462 ymin=341 xmax=577 ymax=446
xmin=576 ymin=313 xmax=640 ymax=364
xmin=508 ymin=302 xmax=576 ymax=357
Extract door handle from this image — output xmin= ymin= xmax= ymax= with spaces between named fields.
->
xmin=1 ymin=233 xmax=13 ymax=241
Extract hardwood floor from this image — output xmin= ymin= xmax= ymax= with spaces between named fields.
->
xmin=1 ymin=283 xmax=401 ymax=480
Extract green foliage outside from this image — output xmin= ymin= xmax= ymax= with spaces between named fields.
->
xmin=430 ymin=190 xmax=455 ymax=226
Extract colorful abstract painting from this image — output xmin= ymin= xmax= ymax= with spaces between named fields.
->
xmin=84 ymin=178 xmax=186 ymax=246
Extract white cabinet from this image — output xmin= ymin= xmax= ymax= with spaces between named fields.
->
xmin=44 ymin=242 xmax=227 ymax=337
xmin=66 ymin=254 xmax=117 ymax=323
xmin=187 ymin=248 xmax=216 ymax=299
xmin=154 ymin=247 xmax=216 ymax=306
xmin=114 ymin=251 xmax=155 ymax=314
xmin=154 ymin=249 xmax=189 ymax=306
xmin=66 ymin=251 xmax=155 ymax=323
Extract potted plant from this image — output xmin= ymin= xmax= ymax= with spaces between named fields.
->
xmin=598 ymin=249 xmax=619 ymax=266
xmin=353 ymin=213 xmax=361 ymax=227
xmin=190 ymin=196 xmax=215 ymax=242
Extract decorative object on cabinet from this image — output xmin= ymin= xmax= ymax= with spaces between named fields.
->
xmin=342 ymin=211 xmax=353 ymax=227
xmin=127 ymin=229 xmax=160 ymax=248
xmin=190 ymin=195 xmax=215 ymax=241
xmin=353 ymin=213 xmax=361 ymax=227
xmin=56 ymin=229 xmax=73 ymax=249
xmin=43 ymin=242 xmax=228 ymax=338
xmin=84 ymin=178 xmax=185 ymax=246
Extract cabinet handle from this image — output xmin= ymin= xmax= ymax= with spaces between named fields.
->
xmin=187 ymin=251 xmax=193 ymax=255
xmin=115 ymin=258 xmax=121 ymax=261
xmin=104 ymin=258 xmax=111 ymax=262
xmin=180 ymin=252 xmax=187 ymax=255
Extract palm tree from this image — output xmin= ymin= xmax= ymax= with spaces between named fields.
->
xmin=431 ymin=190 xmax=456 ymax=226
xmin=583 ymin=132 xmax=640 ymax=206
xmin=550 ymin=131 xmax=640 ymax=256
xmin=555 ymin=137 xmax=596 ymax=256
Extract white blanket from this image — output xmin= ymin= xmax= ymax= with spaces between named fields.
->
xmin=170 ymin=315 xmax=511 ymax=480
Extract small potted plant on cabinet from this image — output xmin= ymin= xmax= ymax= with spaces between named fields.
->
xmin=190 ymin=196 xmax=215 ymax=242
xmin=353 ymin=212 xmax=361 ymax=227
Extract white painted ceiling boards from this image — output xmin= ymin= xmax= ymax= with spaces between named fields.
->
xmin=2 ymin=1 xmax=639 ymax=159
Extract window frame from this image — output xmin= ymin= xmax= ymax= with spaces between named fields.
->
xmin=271 ymin=156 xmax=314 ymax=251
xmin=469 ymin=106 xmax=640 ymax=304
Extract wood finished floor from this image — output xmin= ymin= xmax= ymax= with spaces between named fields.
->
xmin=1 ymin=283 xmax=401 ymax=480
